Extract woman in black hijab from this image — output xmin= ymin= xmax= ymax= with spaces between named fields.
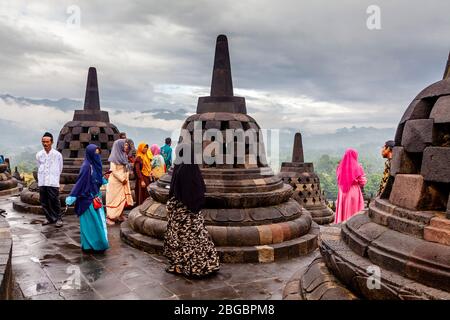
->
xmin=163 ymin=145 xmax=220 ymax=277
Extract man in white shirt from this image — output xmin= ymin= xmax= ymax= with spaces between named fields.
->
xmin=36 ymin=132 xmax=64 ymax=227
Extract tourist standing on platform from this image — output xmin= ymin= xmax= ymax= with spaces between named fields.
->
xmin=146 ymin=147 xmax=154 ymax=182
xmin=377 ymin=140 xmax=395 ymax=198
xmin=163 ymin=147 xmax=220 ymax=277
xmin=65 ymin=144 xmax=109 ymax=252
xmin=335 ymin=148 xmax=367 ymax=223
xmin=150 ymin=144 xmax=166 ymax=180
xmin=105 ymin=139 xmax=133 ymax=225
xmin=119 ymin=132 xmax=136 ymax=162
xmin=134 ymin=142 xmax=151 ymax=205
xmin=36 ymin=132 xmax=64 ymax=227
xmin=160 ymin=137 xmax=173 ymax=169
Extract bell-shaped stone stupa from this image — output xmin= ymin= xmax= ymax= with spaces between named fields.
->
xmin=284 ymin=53 xmax=450 ymax=300
xmin=0 ymin=160 xmax=21 ymax=197
xmin=13 ymin=67 xmax=122 ymax=214
xmin=279 ymin=132 xmax=335 ymax=225
xmin=121 ymin=35 xmax=319 ymax=263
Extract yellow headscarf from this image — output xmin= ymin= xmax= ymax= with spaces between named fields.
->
xmin=136 ymin=142 xmax=152 ymax=177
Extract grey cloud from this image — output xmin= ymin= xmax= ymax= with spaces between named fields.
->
xmin=142 ymin=108 xmax=188 ymax=120
xmin=0 ymin=0 xmax=449 ymax=132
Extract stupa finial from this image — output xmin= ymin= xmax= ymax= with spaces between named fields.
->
xmin=210 ymin=34 xmax=233 ymax=97
xmin=292 ymin=132 xmax=304 ymax=163
xmin=84 ymin=67 xmax=100 ymax=111
xmin=444 ymin=51 xmax=450 ymax=80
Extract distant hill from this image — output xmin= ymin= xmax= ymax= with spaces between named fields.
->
xmin=0 ymin=94 xmax=81 ymax=111
xmin=279 ymin=126 xmax=396 ymax=162
xmin=0 ymin=94 xmax=396 ymax=174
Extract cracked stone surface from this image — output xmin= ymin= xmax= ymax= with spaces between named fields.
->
xmin=0 ymin=196 xmax=316 ymax=300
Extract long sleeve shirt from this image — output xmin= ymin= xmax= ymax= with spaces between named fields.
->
xmin=160 ymin=144 xmax=172 ymax=168
xmin=377 ymin=159 xmax=391 ymax=196
xmin=36 ymin=149 xmax=63 ymax=187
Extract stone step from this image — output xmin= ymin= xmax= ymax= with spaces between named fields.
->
xmin=320 ymin=225 xmax=450 ymax=299
xmin=424 ymin=217 xmax=450 ymax=246
xmin=369 ymin=204 xmax=425 ymax=238
xmin=283 ymin=253 xmax=358 ymax=300
xmin=424 ymin=227 xmax=450 ymax=246
xmin=121 ymin=220 xmax=319 ymax=263
xmin=341 ymin=213 xmax=450 ymax=292
xmin=373 ymin=198 xmax=434 ymax=224
xmin=429 ymin=216 xmax=450 ymax=229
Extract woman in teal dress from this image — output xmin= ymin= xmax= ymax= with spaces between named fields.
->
xmin=65 ymin=144 xmax=109 ymax=252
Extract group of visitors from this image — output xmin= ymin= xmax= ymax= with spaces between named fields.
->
xmin=35 ymin=132 xmax=173 ymax=245
xmin=34 ymin=127 xmax=395 ymax=278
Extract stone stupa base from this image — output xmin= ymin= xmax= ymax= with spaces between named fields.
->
xmin=13 ymin=184 xmax=83 ymax=215
xmin=0 ymin=186 xmax=22 ymax=197
xmin=0 ymin=163 xmax=21 ymax=198
xmin=12 ymin=182 xmax=113 ymax=216
xmin=120 ymin=197 xmax=319 ymax=263
xmin=282 ymin=251 xmax=358 ymax=300
xmin=287 ymin=199 xmax=450 ymax=300
xmin=303 ymin=205 xmax=335 ymax=225
xmin=121 ymin=221 xmax=319 ymax=263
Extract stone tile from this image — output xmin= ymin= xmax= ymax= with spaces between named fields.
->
xmin=233 ymin=278 xmax=284 ymax=300
xmin=89 ymin=275 xmax=131 ymax=299
xmin=158 ymin=277 xmax=197 ymax=295
xmin=178 ymin=285 xmax=240 ymax=300
xmin=109 ymin=291 xmax=141 ymax=300
xmin=121 ymin=273 xmax=160 ymax=291
xmin=18 ymin=277 xmax=56 ymax=298
xmin=83 ymin=267 xmax=115 ymax=284
xmin=63 ymin=289 xmax=103 ymax=300
xmin=30 ymin=292 xmax=64 ymax=300
xmin=222 ymin=263 xmax=272 ymax=285
xmin=257 ymin=245 xmax=274 ymax=263
xmin=133 ymin=283 xmax=175 ymax=299
xmin=13 ymin=263 xmax=48 ymax=283
xmin=2 ymin=198 xmax=321 ymax=300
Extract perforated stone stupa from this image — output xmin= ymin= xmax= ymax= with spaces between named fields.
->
xmin=13 ymin=67 xmax=121 ymax=214
xmin=286 ymin=53 xmax=450 ymax=300
xmin=0 ymin=161 xmax=20 ymax=197
xmin=279 ymin=132 xmax=335 ymax=225
xmin=121 ymin=35 xmax=319 ymax=263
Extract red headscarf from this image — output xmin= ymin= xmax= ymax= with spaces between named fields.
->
xmin=336 ymin=148 xmax=364 ymax=193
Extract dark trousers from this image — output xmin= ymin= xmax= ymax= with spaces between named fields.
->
xmin=39 ymin=186 xmax=61 ymax=223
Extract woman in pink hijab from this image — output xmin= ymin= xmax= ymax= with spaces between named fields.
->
xmin=335 ymin=148 xmax=367 ymax=223
xmin=150 ymin=144 xmax=166 ymax=180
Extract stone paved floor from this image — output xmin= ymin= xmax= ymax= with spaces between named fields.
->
xmin=0 ymin=196 xmax=317 ymax=300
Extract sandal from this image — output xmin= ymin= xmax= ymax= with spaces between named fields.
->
xmin=165 ymin=265 xmax=182 ymax=275
xmin=165 ymin=266 xmax=176 ymax=274
xmin=106 ymin=218 xmax=116 ymax=226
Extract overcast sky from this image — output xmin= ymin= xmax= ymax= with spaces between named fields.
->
xmin=0 ymin=0 xmax=449 ymax=136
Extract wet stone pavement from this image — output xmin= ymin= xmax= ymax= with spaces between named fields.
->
xmin=0 ymin=196 xmax=317 ymax=300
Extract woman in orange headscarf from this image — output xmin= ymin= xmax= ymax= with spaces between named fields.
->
xmin=134 ymin=142 xmax=152 ymax=205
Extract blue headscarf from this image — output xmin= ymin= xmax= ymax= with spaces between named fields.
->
xmin=69 ymin=144 xmax=103 ymax=216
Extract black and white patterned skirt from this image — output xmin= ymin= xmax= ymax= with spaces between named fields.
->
xmin=163 ymin=197 xmax=220 ymax=277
